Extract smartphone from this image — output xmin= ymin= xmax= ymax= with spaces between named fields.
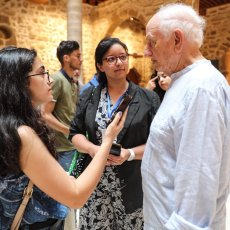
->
xmin=107 ymin=94 xmax=132 ymax=126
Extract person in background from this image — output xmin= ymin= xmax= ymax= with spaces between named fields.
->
xmin=146 ymin=72 xmax=171 ymax=101
xmin=69 ymin=37 xmax=160 ymax=229
xmin=80 ymin=73 xmax=99 ymax=94
xmin=0 ymin=47 xmax=126 ymax=229
xmin=141 ymin=3 xmax=230 ymax=230
xmin=73 ymin=69 xmax=84 ymax=90
xmin=41 ymin=40 xmax=82 ymax=172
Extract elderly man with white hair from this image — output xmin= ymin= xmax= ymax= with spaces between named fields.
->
xmin=141 ymin=3 xmax=230 ymax=230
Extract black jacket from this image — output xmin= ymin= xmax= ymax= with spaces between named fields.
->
xmin=69 ymin=81 xmax=160 ymax=213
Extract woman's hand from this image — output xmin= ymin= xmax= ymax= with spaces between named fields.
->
xmin=106 ymin=148 xmax=130 ymax=165
xmin=103 ymin=109 xmax=128 ymax=143
xmin=146 ymin=76 xmax=157 ymax=90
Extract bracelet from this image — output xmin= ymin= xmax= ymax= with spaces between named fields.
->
xmin=127 ymin=149 xmax=135 ymax=161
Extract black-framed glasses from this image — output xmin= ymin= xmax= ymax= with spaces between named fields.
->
xmin=27 ymin=71 xmax=50 ymax=83
xmin=103 ymin=54 xmax=129 ymax=65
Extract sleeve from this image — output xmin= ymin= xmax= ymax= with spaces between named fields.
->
xmin=166 ymin=88 xmax=226 ymax=229
xmin=68 ymin=87 xmax=93 ymax=141
xmin=51 ymin=74 xmax=62 ymax=101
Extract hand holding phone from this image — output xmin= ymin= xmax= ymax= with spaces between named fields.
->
xmin=107 ymin=94 xmax=132 ymax=126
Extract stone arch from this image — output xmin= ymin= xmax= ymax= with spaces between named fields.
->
xmin=102 ymin=10 xmax=151 ymax=86
xmin=105 ymin=10 xmax=146 ymax=37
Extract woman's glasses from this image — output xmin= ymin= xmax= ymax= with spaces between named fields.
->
xmin=27 ymin=71 xmax=50 ymax=83
xmin=103 ymin=54 xmax=128 ymax=65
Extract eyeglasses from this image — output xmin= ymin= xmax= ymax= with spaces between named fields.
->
xmin=103 ymin=54 xmax=128 ymax=65
xmin=27 ymin=71 xmax=50 ymax=83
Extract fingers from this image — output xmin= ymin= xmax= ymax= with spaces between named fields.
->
xmin=152 ymin=76 xmax=158 ymax=81
xmin=118 ymin=108 xmax=128 ymax=125
xmin=111 ymin=111 xmax=123 ymax=125
xmin=110 ymin=108 xmax=128 ymax=128
xmin=107 ymin=155 xmax=123 ymax=165
xmin=146 ymin=77 xmax=157 ymax=90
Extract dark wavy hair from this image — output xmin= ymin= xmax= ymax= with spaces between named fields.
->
xmin=95 ymin=37 xmax=128 ymax=84
xmin=0 ymin=47 xmax=56 ymax=176
xmin=56 ymin=40 xmax=80 ymax=66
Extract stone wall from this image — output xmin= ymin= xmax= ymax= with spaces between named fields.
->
xmin=0 ymin=0 xmax=229 ymax=84
xmin=82 ymin=0 xmax=167 ymax=84
xmin=202 ymin=3 xmax=230 ymax=83
xmin=0 ymin=0 xmax=67 ymax=73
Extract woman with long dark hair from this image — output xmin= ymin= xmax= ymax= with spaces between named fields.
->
xmin=0 ymin=47 xmax=126 ymax=229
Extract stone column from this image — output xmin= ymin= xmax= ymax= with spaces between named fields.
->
xmin=67 ymin=0 xmax=82 ymax=47
xmin=183 ymin=0 xmax=199 ymax=12
xmin=67 ymin=0 xmax=83 ymax=81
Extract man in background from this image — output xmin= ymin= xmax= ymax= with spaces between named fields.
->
xmin=141 ymin=3 xmax=230 ymax=230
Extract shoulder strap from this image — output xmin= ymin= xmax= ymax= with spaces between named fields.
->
xmin=10 ymin=180 xmax=34 ymax=230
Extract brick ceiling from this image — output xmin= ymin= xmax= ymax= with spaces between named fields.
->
xmin=82 ymin=0 xmax=230 ymax=16
xmin=199 ymin=0 xmax=230 ymax=15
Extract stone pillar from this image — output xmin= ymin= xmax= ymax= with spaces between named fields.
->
xmin=183 ymin=0 xmax=199 ymax=12
xmin=67 ymin=0 xmax=82 ymax=47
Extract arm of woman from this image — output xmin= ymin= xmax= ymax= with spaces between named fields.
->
xmin=71 ymin=134 xmax=100 ymax=158
xmin=19 ymin=111 xmax=126 ymax=209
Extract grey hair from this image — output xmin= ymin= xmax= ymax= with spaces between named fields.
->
xmin=154 ymin=3 xmax=206 ymax=48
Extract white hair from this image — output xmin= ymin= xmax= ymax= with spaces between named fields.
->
xmin=154 ymin=3 xmax=206 ymax=48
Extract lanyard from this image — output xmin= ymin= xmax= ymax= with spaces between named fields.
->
xmin=107 ymin=92 xmax=125 ymax=118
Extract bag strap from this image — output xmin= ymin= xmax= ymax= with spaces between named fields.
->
xmin=10 ymin=180 xmax=34 ymax=230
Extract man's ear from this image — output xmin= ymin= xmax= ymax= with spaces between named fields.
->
xmin=63 ymin=54 xmax=70 ymax=63
xmin=174 ymin=29 xmax=183 ymax=52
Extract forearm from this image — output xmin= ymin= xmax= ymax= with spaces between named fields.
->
xmin=43 ymin=113 xmax=69 ymax=135
xmin=130 ymin=144 xmax=145 ymax=160
xmin=71 ymin=134 xmax=99 ymax=157
xmin=73 ymin=139 xmax=112 ymax=205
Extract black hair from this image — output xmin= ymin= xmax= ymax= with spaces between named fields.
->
xmin=95 ymin=37 xmax=128 ymax=83
xmin=153 ymin=80 xmax=166 ymax=102
xmin=0 ymin=47 xmax=56 ymax=176
xmin=56 ymin=40 xmax=80 ymax=66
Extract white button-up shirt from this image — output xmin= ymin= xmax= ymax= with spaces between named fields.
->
xmin=142 ymin=59 xmax=230 ymax=230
